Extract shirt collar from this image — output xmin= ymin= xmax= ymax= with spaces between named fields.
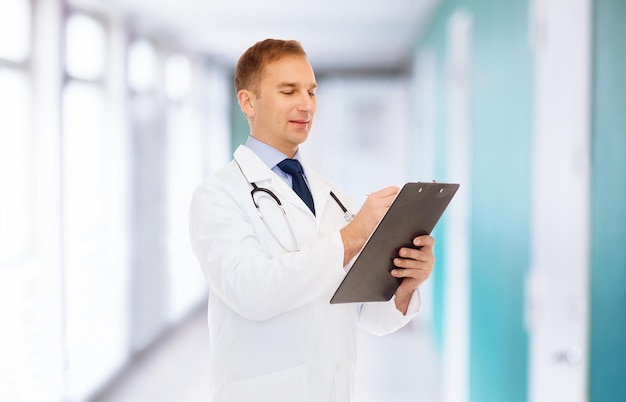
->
xmin=245 ymin=136 xmax=302 ymax=170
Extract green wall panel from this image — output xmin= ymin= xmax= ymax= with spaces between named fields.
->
xmin=416 ymin=0 xmax=457 ymax=353
xmin=589 ymin=0 xmax=626 ymax=400
xmin=469 ymin=2 xmax=531 ymax=401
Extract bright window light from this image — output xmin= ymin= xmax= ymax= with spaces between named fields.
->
xmin=63 ymin=81 xmax=129 ymax=400
xmin=65 ymin=14 xmax=106 ymax=80
xmin=128 ymin=39 xmax=159 ymax=93
xmin=0 ymin=68 xmax=32 ymax=264
xmin=62 ymin=81 xmax=106 ymax=239
xmin=0 ymin=0 xmax=31 ymax=62
xmin=165 ymin=53 xmax=192 ymax=101
xmin=166 ymin=100 xmax=206 ymax=320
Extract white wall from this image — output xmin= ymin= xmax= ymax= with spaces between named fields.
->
xmin=527 ymin=0 xmax=591 ymax=400
xmin=303 ymin=76 xmax=411 ymax=205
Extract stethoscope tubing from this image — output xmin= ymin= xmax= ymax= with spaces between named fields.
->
xmin=235 ymin=160 xmax=354 ymax=251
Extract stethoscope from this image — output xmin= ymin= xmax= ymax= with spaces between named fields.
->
xmin=236 ymin=160 xmax=354 ymax=251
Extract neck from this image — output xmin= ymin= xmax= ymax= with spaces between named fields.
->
xmin=250 ymin=134 xmax=297 ymax=158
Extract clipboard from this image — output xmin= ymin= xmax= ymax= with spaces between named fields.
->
xmin=330 ymin=182 xmax=459 ymax=304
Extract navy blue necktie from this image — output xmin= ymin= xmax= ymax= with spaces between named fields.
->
xmin=278 ymin=159 xmax=316 ymax=215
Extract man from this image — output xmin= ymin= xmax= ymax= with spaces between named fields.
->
xmin=189 ymin=39 xmax=435 ymax=402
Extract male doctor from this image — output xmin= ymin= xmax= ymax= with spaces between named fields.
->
xmin=189 ymin=39 xmax=435 ymax=402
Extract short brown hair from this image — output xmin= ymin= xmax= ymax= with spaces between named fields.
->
xmin=235 ymin=39 xmax=307 ymax=94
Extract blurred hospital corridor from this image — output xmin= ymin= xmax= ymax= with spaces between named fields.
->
xmin=2 ymin=0 xmax=625 ymax=401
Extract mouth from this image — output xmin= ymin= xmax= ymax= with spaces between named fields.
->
xmin=289 ymin=120 xmax=310 ymax=129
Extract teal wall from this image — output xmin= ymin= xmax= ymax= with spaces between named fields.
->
xmin=469 ymin=2 xmax=531 ymax=402
xmin=414 ymin=1 xmax=532 ymax=401
xmin=424 ymin=6 xmax=449 ymax=348
xmin=589 ymin=0 xmax=626 ymax=400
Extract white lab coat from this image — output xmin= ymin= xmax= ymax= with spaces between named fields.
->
xmin=189 ymin=145 xmax=420 ymax=402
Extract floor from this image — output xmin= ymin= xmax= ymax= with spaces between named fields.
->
xmin=93 ymin=306 xmax=441 ymax=402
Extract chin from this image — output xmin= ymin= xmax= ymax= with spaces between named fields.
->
xmin=290 ymin=131 xmax=309 ymax=144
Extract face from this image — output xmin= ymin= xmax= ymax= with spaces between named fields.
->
xmin=239 ymin=55 xmax=317 ymax=157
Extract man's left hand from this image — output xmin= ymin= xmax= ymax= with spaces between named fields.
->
xmin=391 ymin=235 xmax=435 ymax=314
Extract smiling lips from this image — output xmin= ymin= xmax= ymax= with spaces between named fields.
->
xmin=290 ymin=119 xmax=310 ymax=129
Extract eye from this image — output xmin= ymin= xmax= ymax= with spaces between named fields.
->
xmin=281 ymin=91 xmax=294 ymax=95
xmin=308 ymin=92 xmax=316 ymax=97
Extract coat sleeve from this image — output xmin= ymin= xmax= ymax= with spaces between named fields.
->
xmin=189 ymin=176 xmax=346 ymax=322
xmin=357 ymin=290 xmax=421 ymax=336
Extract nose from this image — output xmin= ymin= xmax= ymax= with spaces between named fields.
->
xmin=297 ymin=92 xmax=316 ymax=113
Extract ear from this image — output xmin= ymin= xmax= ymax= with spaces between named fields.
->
xmin=237 ymin=89 xmax=256 ymax=117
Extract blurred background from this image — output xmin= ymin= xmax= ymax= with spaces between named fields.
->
xmin=1 ymin=0 xmax=624 ymax=401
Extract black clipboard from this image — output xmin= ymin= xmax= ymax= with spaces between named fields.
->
xmin=330 ymin=182 xmax=459 ymax=304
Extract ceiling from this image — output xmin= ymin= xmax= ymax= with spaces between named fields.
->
xmin=96 ymin=0 xmax=439 ymax=74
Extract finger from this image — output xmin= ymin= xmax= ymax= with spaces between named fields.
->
xmin=393 ymin=255 xmax=430 ymax=271
xmin=371 ymin=186 xmax=399 ymax=198
xmin=391 ymin=267 xmax=431 ymax=281
xmin=390 ymin=267 xmax=413 ymax=278
xmin=413 ymin=235 xmax=435 ymax=248
xmin=394 ymin=250 xmax=435 ymax=272
xmin=397 ymin=247 xmax=433 ymax=263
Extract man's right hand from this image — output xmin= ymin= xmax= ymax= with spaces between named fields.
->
xmin=339 ymin=186 xmax=399 ymax=266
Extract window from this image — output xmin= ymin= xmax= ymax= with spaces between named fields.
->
xmin=0 ymin=69 xmax=32 ymax=264
xmin=0 ymin=2 xmax=66 ymax=401
xmin=128 ymin=39 xmax=158 ymax=93
xmin=65 ymin=13 xmax=106 ymax=80
xmin=163 ymin=52 xmax=208 ymax=320
xmin=0 ymin=0 xmax=31 ymax=63
xmin=0 ymin=0 xmax=33 ymax=265
xmin=165 ymin=53 xmax=192 ymax=102
xmin=62 ymin=12 xmax=130 ymax=401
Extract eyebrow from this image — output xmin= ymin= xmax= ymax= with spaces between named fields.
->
xmin=277 ymin=82 xmax=318 ymax=90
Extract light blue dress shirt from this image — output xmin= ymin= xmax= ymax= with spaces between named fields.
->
xmin=244 ymin=136 xmax=309 ymax=187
